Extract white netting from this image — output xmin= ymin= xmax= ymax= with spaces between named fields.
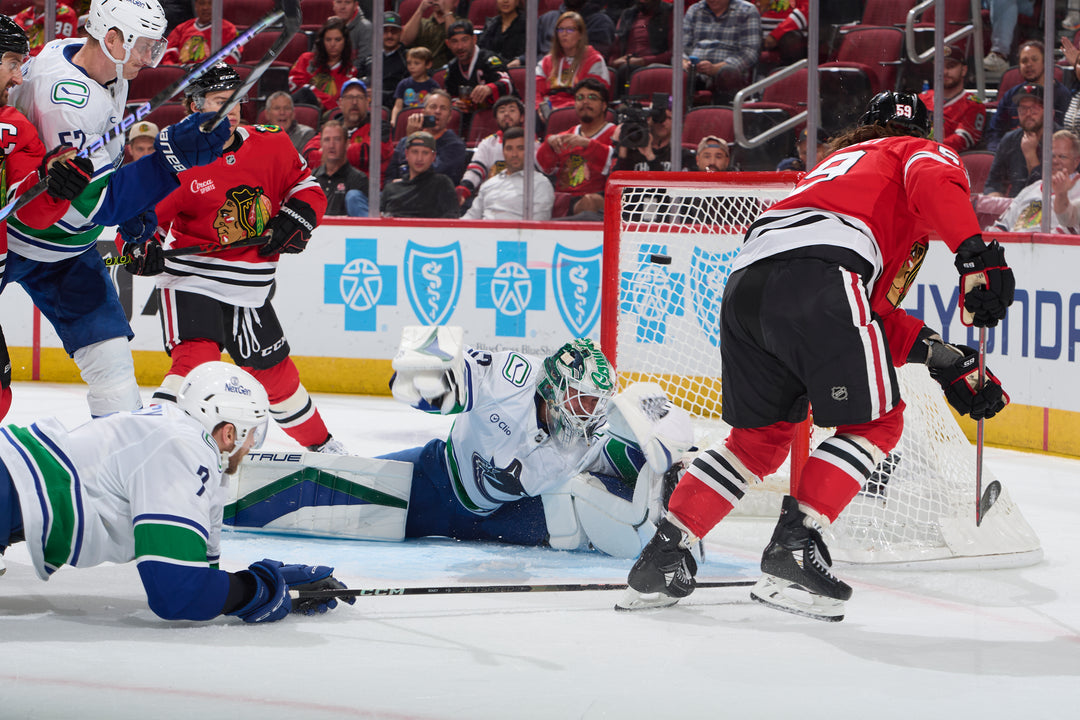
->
xmin=605 ymin=173 xmax=1041 ymax=568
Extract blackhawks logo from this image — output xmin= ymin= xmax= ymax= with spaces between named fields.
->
xmin=213 ymin=185 xmax=274 ymax=245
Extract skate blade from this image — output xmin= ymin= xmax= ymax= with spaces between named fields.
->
xmin=614 ymin=587 xmax=681 ymax=612
xmin=750 ymin=575 xmax=845 ymax=622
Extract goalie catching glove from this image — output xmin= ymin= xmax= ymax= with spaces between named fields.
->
xmin=954 ymin=235 xmax=1015 ymax=328
xmin=258 ymin=197 xmax=317 ymax=256
xmin=390 ymin=325 xmax=467 ymax=414
xmin=227 ymin=559 xmax=355 ymax=623
xmin=910 ymin=329 xmax=1008 ymax=421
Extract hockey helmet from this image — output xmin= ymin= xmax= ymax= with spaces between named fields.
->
xmin=537 ymin=338 xmax=617 ymax=444
xmin=176 ymin=362 xmax=270 ymax=450
xmin=858 ymin=91 xmax=931 ymax=138
xmin=0 ymin=14 xmax=29 ymax=59
xmin=185 ymin=62 xmax=242 ymax=110
xmin=85 ymin=0 xmax=168 ymax=70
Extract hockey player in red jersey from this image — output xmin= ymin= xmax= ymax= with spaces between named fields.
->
xmin=121 ymin=63 xmax=350 ymax=455
xmin=620 ymin=92 xmax=1016 ymax=620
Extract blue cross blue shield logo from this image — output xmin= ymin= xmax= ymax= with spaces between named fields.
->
xmin=619 ymin=244 xmax=685 ymax=344
xmin=404 ymin=240 xmax=462 ymax=325
xmin=552 ymin=243 xmax=601 ymax=336
xmin=689 ymin=246 xmax=739 ymax=348
xmin=324 ymin=237 xmax=397 ymax=331
xmin=477 ymin=240 xmax=545 ymax=337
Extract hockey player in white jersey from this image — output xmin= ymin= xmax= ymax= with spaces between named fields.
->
xmin=4 ymin=0 xmax=230 ymax=417
xmin=0 ymin=362 xmax=355 ymax=623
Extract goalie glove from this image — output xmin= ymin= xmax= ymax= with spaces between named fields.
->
xmin=390 ymin=325 xmax=467 ymax=414
xmin=913 ymin=330 xmax=1008 ymax=421
xmin=604 ymin=382 xmax=694 ymax=474
xmin=954 ymin=235 xmax=1015 ymax=328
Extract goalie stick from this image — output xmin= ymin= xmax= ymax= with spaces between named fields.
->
xmin=102 ymin=234 xmax=270 ymax=267
xmin=0 ymin=1 xmax=296 ymax=225
xmin=291 ymin=579 xmax=756 ymax=601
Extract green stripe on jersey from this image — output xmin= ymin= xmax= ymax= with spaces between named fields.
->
xmin=7 ymin=173 xmax=109 ymax=247
xmin=8 ymin=425 xmax=76 ymax=569
xmin=134 ymin=522 xmax=209 ymax=564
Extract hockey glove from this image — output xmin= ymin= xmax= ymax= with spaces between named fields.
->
xmin=121 ymin=238 xmax=166 ymax=276
xmin=925 ymin=341 xmax=1008 ymax=421
xmin=40 ymin=147 xmax=93 ymax=202
xmin=258 ymin=197 xmax=317 ymax=256
xmin=227 ymin=559 xmax=354 ymax=623
xmin=154 ymin=111 xmax=231 ymax=174
xmin=954 ymin=235 xmax=1015 ymax=328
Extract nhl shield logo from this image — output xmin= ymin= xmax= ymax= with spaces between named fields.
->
xmin=404 ymin=240 xmax=462 ymax=325
xmin=552 ymin=243 xmax=601 ymax=336
xmin=689 ymin=246 xmax=739 ymax=348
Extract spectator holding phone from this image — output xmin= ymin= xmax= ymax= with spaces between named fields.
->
xmin=385 ymin=89 xmax=468 ymax=184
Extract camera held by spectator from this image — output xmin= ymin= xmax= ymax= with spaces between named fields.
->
xmin=616 ymin=93 xmax=669 ymax=149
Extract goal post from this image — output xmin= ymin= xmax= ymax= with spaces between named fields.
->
xmin=601 ymin=171 xmax=1042 ymax=569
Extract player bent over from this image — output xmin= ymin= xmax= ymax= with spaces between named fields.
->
xmin=620 ymin=92 xmax=1014 ymax=620
xmin=127 ymin=63 xmax=347 ymax=455
xmin=0 ymin=362 xmax=353 ymax=622
xmin=379 ymin=328 xmax=693 ymax=557
xmin=7 ymin=0 xmax=231 ymax=416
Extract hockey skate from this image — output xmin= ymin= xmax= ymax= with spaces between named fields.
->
xmin=750 ymin=495 xmax=852 ymax=622
xmin=615 ymin=519 xmax=697 ymax=611
xmin=308 ymin=436 xmax=350 ymax=455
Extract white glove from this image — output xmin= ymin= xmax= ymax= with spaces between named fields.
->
xmin=390 ymin=325 xmax=466 ymax=414
xmin=605 ymin=382 xmax=694 ymax=473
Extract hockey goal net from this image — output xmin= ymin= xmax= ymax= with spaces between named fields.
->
xmin=601 ymin=172 xmax=1042 ymax=569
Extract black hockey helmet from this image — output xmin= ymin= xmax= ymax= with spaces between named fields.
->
xmin=184 ymin=62 xmax=242 ymax=100
xmin=858 ymin=91 xmax=931 ymax=138
xmin=0 ymin=14 xmax=29 ymax=59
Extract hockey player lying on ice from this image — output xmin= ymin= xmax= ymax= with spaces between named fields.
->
xmin=0 ymin=363 xmax=353 ymax=623
xmin=619 ymin=91 xmax=1014 ymax=620
xmin=226 ymin=327 xmax=696 ymax=559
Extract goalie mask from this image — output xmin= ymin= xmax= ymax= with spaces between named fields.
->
xmin=537 ymin=339 xmax=617 ymax=444
xmin=177 ymin=362 xmax=270 ymax=450
xmin=858 ymin=91 xmax=931 ymax=138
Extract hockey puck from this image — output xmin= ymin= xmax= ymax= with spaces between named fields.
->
xmin=649 ymin=253 xmax=672 ymax=265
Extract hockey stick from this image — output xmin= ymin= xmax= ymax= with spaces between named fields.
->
xmin=291 ymin=579 xmax=756 ymax=601
xmin=974 ymin=326 xmax=1002 ymax=524
xmin=0 ymin=3 xmax=291 ymax=225
xmin=103 ymin=234 xmax=270 ymax=268
xmin=199 ymin=0 xmax=302 ymax=134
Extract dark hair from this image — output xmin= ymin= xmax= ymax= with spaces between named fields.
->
xmin=312 ymin=16 xmax=352 ymax=72
xmin=826 ymin=124 xmax=909 ymax=154
xmin=1018 ymin=39 xmax=1044 ymax=57
xmin=503 ymin=126 xmax=525 ymax=141
xmin=572 ymin=77 xmax=609 ymax=103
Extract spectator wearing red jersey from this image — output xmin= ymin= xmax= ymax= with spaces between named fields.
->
xmin=302 ymin=78 xmax=394 ymax=183
xmin=12 ymin=0 xmax=78 ymax=56
xmin=289 ymin=16 xmax=358 ymax=115
xmin=756 ymin=0 xmax=808 ymax=65
xmin=160 ymin=0 xmax=239 ymax=65
xmin=535 ymin=11 xmax=611 ymax=120
xmin=917 ymin=45 xmax=987 ymax=154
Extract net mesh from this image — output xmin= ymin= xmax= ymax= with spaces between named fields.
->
xmin=606 ymin=174 xmax=1041 ymax=567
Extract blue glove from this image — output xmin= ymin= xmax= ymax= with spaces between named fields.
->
xmin=119 ymin=209 xmax=157 ymax=245
xmin=154 ymin=111 xmax=231 ymax=174
xmin=279 ymin=562 xmax=356 ymax=615
xmin=227 ymin=559 xmax=353 ymax=624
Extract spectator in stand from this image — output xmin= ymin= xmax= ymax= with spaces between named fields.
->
xmin=381 ymin=131 xmax=459 ymax=218
xmin=264 ymin=91 xmax=317 ymax=152
xmin=464 ymin=127 xmax=555 ymax=220
xmin=332 ymin=0 xmax=372 ymax=70
xmin=443 ymin=19 xmax=513 ymax=136
xmin=693 ymin=135 xmax=731 ymax=172
xmin=609 ymin=0 xmax=673 ymax=98
xmin=125 ymin=121 xmax=158 ymax=165
xmin=401 ymin=0 xmax=459 ymax=71
xmin=536 ymin=78 xmax=616 ymax=217
xmin=302 ymin=79 xmax=394 ymax=182
xmin=509 ymin=0 xmax=614 ymax=68
xmin=289 ymin=16 xmax=358 ymax=116
xmin=776 ymin=127 xmax=828 ymax=171
xmin=612 ymin=98 xmax=694 ymax=173
xmin=478 ymin=0 xmax=527 ymax=65
xmin=984 ymin=40 xmax=1070 ymax=152
xmin=991 ymin=129 xmax=1080 ymax=232
xmin=314 ymin=120 xmax=370 ymax=218
xmin=756 ymin=0 xmax=808 ymax=66
xmin=161 ymin=0 xmax=194 ymax=33
xmin=160 ymin=0 xmax=238 ymax=65
xmin=13 ymin=0 xmax=78 ymax=56
xmin=683 ymin=0 xmax=761 ymax=105
xmin=387 ymin=89 xmax=468 ymax=185
xmin=536 ymin=11 xmax=611 ymax=120
xmin=917 ymin=45 xmax=987 ymax=154
xmin=358 ymin=11 xmax=409 ymax=112
xmin=982 ymin=0 xmax=1035 ymax=74
xmin=457 ymin=95 xmax=526 ymax=206
xmin=391 ymin=47 xmax=439 ymax=126
xmin=985 ymin=84 xmax=1057 ymax=198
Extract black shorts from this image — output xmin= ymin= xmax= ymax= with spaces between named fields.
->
xmin=158 ymin=289 xmax=291 ymax=370
xmin=720 ymin=255 xmax=900 ymax=429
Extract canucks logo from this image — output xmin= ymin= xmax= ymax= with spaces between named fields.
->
xmin=403 ymin=240 xmax=462 ymax=325
xmin=552 ymin=243 xmax=601 ymax=336
xmin=473 ymin=455 xmax=526 ymax=498
xmin=689 ymin=246 xmax=738 ymax=348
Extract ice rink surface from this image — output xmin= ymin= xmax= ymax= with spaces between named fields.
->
xmin=1 ymin=383 xmax=1078 ymax=719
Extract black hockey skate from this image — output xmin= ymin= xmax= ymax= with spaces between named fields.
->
xmin=615 ymin=519 xmax=697 ymax=611
xmin=750 ymin=495 xmax=852 ymax=622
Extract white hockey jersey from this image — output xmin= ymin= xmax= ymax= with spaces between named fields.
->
xmin=0 ymin=403 xmax=226 ymax=580
xmin=8 ymin=39 xmax=127 ymax=261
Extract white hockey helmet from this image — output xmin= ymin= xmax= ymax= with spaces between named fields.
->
xmin=85 ymin=0 xmax=168 ymax=70
xmin=537 ymin=338 xmax=617 ymax=444
xmin=176 ymin=362 xmax=270 ymax=449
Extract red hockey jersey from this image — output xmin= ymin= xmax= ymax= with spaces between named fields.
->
xmin=535 ymin=122 xmax=616 ymax=196
xmin=739 ymin=135 xmax=981 ymax=364
xmin=919 ymin=89 xmax=987 ymax=153
xmin=154 ymin=125 xmax=327 ymax=308
xmin=160 ymin=18 xmax=240 ymax=65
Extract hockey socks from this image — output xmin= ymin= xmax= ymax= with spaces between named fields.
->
xmin=251 ymin=359 xmax=332 ymax=450
xmin=667 ymin=445 xmax=759 ymax=539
